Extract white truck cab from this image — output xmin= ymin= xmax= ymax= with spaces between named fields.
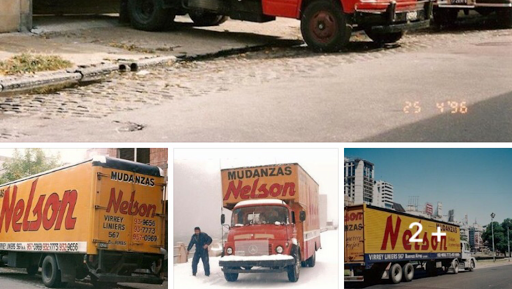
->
xmin=451 ymin=241 xmax=476 ymax=273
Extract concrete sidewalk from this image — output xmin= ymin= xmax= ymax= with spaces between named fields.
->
xmin=0 ymin=15 xmax=301 ymax=66
xmin=0 ymin=14 xmax=301 ymax=92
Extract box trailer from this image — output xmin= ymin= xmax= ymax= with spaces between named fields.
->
xmin=0 ymin=156 xmax=166 ymax=288
xmin=219 ymin=163 xmax=321 ymax=282
xmin=345 ymin=204 xmax=476 ymax=284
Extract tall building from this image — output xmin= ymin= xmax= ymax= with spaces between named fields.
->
xmin=373 ymin=181 xmax=394 ymax=209
xmin=344 ymin=157 xmax=375 ymax=205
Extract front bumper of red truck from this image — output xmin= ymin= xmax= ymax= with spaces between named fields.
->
xmin=354 ymin=0 xmax=433 ymax=32
xmin=219 ymin=255 xmax=295 ymax=273
xmin=434 ymin=0 xmax=512 ymax=8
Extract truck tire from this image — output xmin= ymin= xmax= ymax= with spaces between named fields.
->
xmin=497 ymin=8 xmax=512 ymax=28
xmin=364 ymin=30 xmax=404 ymax=44
xmin=307 ymin=251 xmax=316 ymax=267
xmin=128 ymin=0 xmax=175 ymax=31
xmin=468 ymin=260 xmax=475 ymax=271
xmin=389 ymin=263 xmax=402 ymax=284
xmin=452 ymin=260 xmax=459 ymax=274
xmin=224 ymin=272 xmax=239 ymax=282
xmin=189 ymin=10 xmax=228 ymax=26
xmin=27 ymin=264 xmax=39 ymax=276
xmin=287 ymin=251 xmax=301 ymax=282
xmin=41 ymin=255 xmax=64 ymax=288
xmin=402 ymin=263 xmax=414 ymax=282
xmin=300 ymin=0 xmax=352 ymax=52
xmin=432 ymin=8 xmax=458 ymax=27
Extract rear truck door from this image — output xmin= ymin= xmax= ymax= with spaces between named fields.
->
xmin=345 ymin=205 xmax=364 ymax=264
xmin=93 ymin=167 xmax=165 ymax=254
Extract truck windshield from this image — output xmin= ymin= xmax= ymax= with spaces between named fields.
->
xmin=232 ymin=206 xmax=289 ymax=226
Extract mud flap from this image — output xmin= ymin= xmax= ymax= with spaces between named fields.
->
xmin=55 ymin=254 xmax=77 ymax=283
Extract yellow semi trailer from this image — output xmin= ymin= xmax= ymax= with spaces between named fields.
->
xmin=0 ymin=156 xmax=166 ymax=288
xmin=345 ymin=204 xmax=476 ymax=285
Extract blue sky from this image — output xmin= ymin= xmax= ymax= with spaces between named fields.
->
xmin=345 ymin=148 xmax=511 ymax=225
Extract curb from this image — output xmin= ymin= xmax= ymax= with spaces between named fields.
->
xmin=0 ymin=56 xmax=177 ymax=94
xmin=0 ymin=40 xmax=300 ymax=94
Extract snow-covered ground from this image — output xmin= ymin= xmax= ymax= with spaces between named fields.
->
xmin=173 ymin=230 xmax=339 ymax=288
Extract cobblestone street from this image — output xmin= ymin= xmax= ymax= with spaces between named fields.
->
xmin=0 ymin=16 xmax=511 ymax=141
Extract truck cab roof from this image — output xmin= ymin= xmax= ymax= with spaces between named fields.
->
xmin=234 ymin=199 xmax=287 ymax=208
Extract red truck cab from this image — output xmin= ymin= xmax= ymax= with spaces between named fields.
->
xmin=220 ymin=200 xmax=300 ymax=281
xmin=218 ymin=163 xmax=321 ymax=282
xmin=126 ymin=0 xmax=433 ymax=52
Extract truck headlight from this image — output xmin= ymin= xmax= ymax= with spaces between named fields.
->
xmin=227 ymin=247 xmax=233 ymax=255
xmin=276 ymin=246 xmax=283 ymax=254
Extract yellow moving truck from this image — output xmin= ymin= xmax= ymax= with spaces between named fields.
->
xmin=219 ymin=163 xmax=321 ymax=282
xmin=0 ymin=156 xmax=166 ymax=288
xmin=345 ymin=204 xmax=476 ymax=284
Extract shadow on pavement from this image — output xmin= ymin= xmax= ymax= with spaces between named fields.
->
xmin=360 ymin=90 xmax=512 ymax=142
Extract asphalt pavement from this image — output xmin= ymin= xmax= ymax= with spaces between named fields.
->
xmin=346 ymin=263 xmax=512 ymax=289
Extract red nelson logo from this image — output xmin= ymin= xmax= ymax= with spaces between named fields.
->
xmin=223 ymin=179 xmax=296 ymax=201
xmin=106 ymin=188 xmax=157 ymax=218
xmin=380 ymin=215 xmax=447 ymax=251
xmin=0 ymin=179 xmax=78 ymax=233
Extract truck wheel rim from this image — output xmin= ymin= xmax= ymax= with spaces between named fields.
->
xmin=309 ymin=11 xmax=337 ymax=44
xmin=137 ymin=0 xmax=155 ymax=20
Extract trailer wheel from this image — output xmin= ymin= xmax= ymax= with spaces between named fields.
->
xmin=41 ymin=255 xmax=64 ymax=288
xmin=128 ymin=0 xmax=175 ymax=31
xmin=389 ymin=263 xmax=402 ymax=284
xmin=287 ymin=251 xmax=301 ymax=282
xmin=224 ymin=272 xmax=239 ymax=282
xmin=27 ymin=264 xmax=39 ymax=276
xmin=402 ymin=263 xmax=414 ymax=282
xmin=452 ymin=260 xmax=459 ymax=274
xmin=300 ymin=0 xmax=351 ymax=52
xmin=189 ymin=10 xmax=228 ymax=26
xmin=468 ymin=260 xmax=475 ymax=271
xmin=364 ymin=30 xmax=404 ymax=44
xmin=497 ymin=8 xmax=512 ymax=28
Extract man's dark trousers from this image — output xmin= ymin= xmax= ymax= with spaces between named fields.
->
xmin=192 ymin=250 xmax=210 ymax=276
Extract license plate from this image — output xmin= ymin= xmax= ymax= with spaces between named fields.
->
xmin=406 ymin=11 xmax=418 ymax=21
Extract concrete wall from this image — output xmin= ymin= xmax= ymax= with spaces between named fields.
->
xmin=0 ymin=0 xmax=32 ymax=33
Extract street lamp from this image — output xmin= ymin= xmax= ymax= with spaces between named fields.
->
xmin=491 ymin=212 xmax=496 ymax=262
xmin=508 ymin=226 xmax=510 ymax=262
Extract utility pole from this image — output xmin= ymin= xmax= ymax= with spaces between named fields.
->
xmin=508 ymin=226 xmax=510 ymax=262
xmin=491 ymin=212 xmax=496 ymax=263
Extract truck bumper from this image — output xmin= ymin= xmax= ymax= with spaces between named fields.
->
xmin=355 ymin=0 xmax=433 ymax=31
xmin=435 ymin=0 xmax=512 ymax=8
xmin=219 ymin=256 xmax=295 ymax=273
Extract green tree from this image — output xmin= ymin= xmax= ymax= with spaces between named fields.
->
xmin=482 ymin=220 xmax=512 ymax=254
xmin=0 ymin=149 xmax=62 ymax=184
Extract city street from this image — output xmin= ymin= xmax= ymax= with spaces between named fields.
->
xmin=0 ymin=16 xmax=511 ymax=141
xmin=346 ymin=263 xmax=512 ymax=288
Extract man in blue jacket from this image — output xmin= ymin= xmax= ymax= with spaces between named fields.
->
xmin=187 ymin=227 xmax=213 ymax=276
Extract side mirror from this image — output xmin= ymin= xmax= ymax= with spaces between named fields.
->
xmin=221 ymin=214 xmax=225 ymax=225
xmin=299 ymin=211 xmax=306 ymax=222
xmin=291 ymin=211 xmax=296 ymax=224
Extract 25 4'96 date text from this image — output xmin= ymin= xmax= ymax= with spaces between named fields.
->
xmin=403 ymin=101 xmax=468 ymax=114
